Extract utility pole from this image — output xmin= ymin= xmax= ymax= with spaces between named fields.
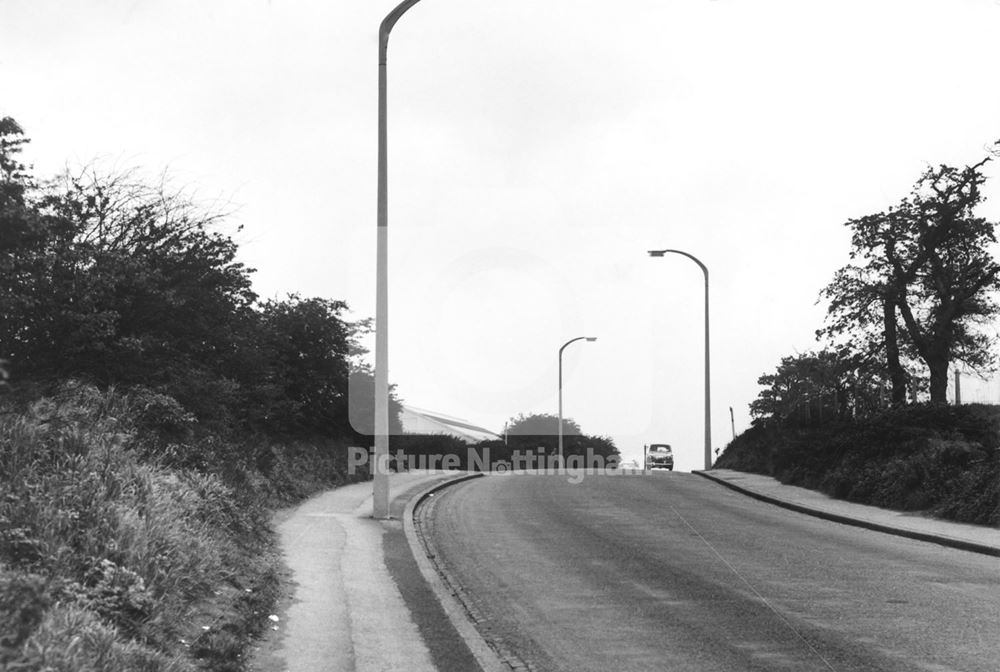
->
xmin=373 ymin=0 xmax=426 ymax=518
xmin=729 ymin=406 xmax=735 ymax=441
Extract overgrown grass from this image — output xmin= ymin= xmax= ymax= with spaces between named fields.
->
xmin=715 ymin=404 xmax=1000 ymax=526
xmin=0 ymin=382 xmax=366 ymax=670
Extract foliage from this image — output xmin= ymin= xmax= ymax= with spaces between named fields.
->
xmin=817 ymin=263 xmax=919 ymax=404
xmin=0 ymin=382 xmax=368 ymax=670
xmin=0 ymin=116 xmax=389 ymax=671
xmin=819 ymin=151 xmax=1000 ymax=403
xmin=243 ymin=296 xmax=352 ymax=436
xmin=0 ymin=117 xmax=400 ymax=439
xmin=750 ymin=349 xmax=887 ymax=426
xmin=0 ymin=384 xmax=228 ymax=668
xmin=717 ymin=403 xmax=1000 ymax=526
xmin=502 ymin=412 xmax=618 ymax=461
xmin=2 ymin=163 xmax=257 ymax=399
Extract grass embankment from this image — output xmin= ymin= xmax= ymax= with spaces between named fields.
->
xmin=715 ymin=404 xmax=1000 ymax=527
xmin=0 ymin=382 xmax=366 ymax=671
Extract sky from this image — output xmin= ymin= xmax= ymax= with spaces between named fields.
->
xmin=3 ymin=0 xmax=1000 ymax=471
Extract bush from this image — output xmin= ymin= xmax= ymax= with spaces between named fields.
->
xmin=716 ymin=403 xmax=1000 ymax=526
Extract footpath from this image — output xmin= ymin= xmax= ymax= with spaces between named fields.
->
xmin=247 ymin=470 xmax=482 ymax=672
xmin=696 ymin=469 xmax=1000 ymax=557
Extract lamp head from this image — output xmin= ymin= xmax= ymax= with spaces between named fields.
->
xmin=648 ymin=250 xmax=666 ymax=257
xmin=585 ymin=337 xmax=597 ymax=342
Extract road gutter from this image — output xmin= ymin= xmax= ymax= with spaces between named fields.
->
xmin=403 ymin=473 xmax=514 ymax=672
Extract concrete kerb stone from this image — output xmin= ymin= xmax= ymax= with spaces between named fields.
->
xmin=693 ymin=470 xmax=1000 ymax=558
xmin=402 ymin=472 xmax=511 ymax=672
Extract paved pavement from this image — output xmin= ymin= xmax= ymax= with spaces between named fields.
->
xmin=248 ymin=470 xmax=475 ymax=672
xmin=696 ymin=468 xmax=1000 ymax=556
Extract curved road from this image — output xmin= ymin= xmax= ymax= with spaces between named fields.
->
xmin=418 ymin=471 xmax=1000 ymax=672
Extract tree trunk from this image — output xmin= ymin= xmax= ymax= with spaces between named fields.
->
xmin=928 ymin=356 xmax=949 ymax=404
xmin=883 ymin=297 xmax=907 ymax=404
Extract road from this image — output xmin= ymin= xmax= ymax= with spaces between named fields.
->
xmin=417 ymin=471 xmax=1000 ymax=672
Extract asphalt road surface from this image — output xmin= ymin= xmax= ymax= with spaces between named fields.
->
xmin=417 ymin=471 xmax=1000 ymax=672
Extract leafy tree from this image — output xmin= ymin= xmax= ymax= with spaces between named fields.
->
xmin=503 ymin=412 xmax=617 ymax=461
xmin=750 ymin=349 xmax=886 ymax=426
xmin=0 ymin=117 xmax=56 ymax=371
xmin=0 ymin=116 xmax=32 ymax=210
xmin=506 ymin=412 xmax=581 ymax=438
xmin=818 ymin=263 xmax=914 ymax=404
xmin=820 ymin=151 xmax=1000 ymax=403
xmin=1 ymin=117 xmax=404 ymax=444
xmin=0 ymin=155 xmax=267 ymax=429
xmin=2 ymin=161 xmax=257 ymax=388
xmin=245 ymin=295 xmax=403 ymax=437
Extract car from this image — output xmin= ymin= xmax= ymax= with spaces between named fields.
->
xmin=645 ymin=443 xmax=674 ymax=470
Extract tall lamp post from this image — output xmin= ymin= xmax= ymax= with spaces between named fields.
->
xmin=558 ymin=336 xmax=597 ymax=470
xmin=374 ymin=0 xmax=425 ymax=518
xmin=648 ymin=249 xmax=712 ymax=470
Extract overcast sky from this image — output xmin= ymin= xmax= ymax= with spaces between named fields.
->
xmin=4 ymin=0 xmax=1000 ymax=470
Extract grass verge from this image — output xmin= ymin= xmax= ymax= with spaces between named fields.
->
xmin=0 ymin=382 xmax=366 ymax=670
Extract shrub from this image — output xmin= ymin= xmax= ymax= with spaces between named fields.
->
xmin=716 ymin=403 xmax=1000 ymax=526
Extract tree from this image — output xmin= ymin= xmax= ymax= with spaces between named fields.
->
xmin=0 ymin=117 xmax=77 ymax=378
xmin=503 ymin=412 xmax=618 ymax=461
xmin=818 ymin=263 xmax=914 ymax=404
xmin=750 ymin=349 xmax=885 ymax=426
xmin=820 ymin=151 xmax=1000 ymax=403
xmin=506 ymin=412 xmax=581 ymax=438
xmin=0 ymin=146 xmax=259 ymax=423
xmin=245 ymin=295 xmax=403 ymax=438
xmin=1 ymin=117 xmax=405 ymax=445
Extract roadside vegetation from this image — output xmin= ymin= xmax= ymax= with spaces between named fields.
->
xmin=718 ymin=141 xmax=1000 ymax=527
xmin=0 ymin=117 xmax=374 ymax=670
xmin=717 ymin=404 xmax=1000 ymax=525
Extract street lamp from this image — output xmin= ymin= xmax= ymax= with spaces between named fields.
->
xmin=558 ymin=336 xmax=597 ymax=470
xmin=648 ymin=249 xmax=712 ymax=471
xmin=373 ymin=0 xmax=425 ymax=518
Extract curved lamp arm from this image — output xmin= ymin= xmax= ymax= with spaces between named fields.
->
xmin=559 ymin=335 xmax=598 ymax=357
xmin=648 ymin=249 xmax=708 ymax=280
xmin=380 ymin=0 xmax=426 ymax=61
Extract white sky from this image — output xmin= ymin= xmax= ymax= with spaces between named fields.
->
xmin=3 ymin=0 xmax=1000 ymax=471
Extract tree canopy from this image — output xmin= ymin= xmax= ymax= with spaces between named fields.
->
xmin=503 ymin=412 xmax=617 ymax=460
xmin=819 ymin=151 xmax=1000 ymax=404
xmin=0 ymin=117 xmax=397 ymax=440
xmin=753 ymin=145 xmax=1000 ymax=426
xmin=750 ymin=349 xmax=886 ymax=426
